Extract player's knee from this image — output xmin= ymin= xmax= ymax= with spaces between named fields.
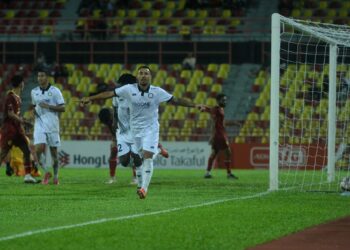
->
xmin=119 ymin=154 xmax=130 ymax=167
xmin=131 ymin=152 xmax=142 ymax=167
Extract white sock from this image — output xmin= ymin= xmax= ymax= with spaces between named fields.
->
xmin=142 ymin=159 xmax=153 ymax=192
xmin=135 ymin=166 xmax=143 ymax=188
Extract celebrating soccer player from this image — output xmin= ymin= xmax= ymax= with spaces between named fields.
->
xmin=31 ymin=68 xmax=65 ymax=185
xmin=0 ymin=75 xmax=38 ymax=183
xmin=203 ymin=93 xmax=238 ymax=179
xmin=81 ymin=66 xmax=205 ymax=199
xmin=99 ymin=73 xmax=169 ymax=185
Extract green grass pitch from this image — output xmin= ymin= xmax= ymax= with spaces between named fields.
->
xmin=0 ymin=168 xmax=350 ymax=250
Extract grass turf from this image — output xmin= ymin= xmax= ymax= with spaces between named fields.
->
xmin=0 ymin=168 xmax=349 ymax=250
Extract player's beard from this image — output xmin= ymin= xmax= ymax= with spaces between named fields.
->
xmin=139 ymin=79 xmax=149 ymax=87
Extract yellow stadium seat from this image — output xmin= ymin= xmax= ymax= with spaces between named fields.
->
xmin=97 ymin=69 xmax=107 ymax=79
xmin=179 ymin=26 xmax=191 ymax=35
xmin=65 ymin=64 xmax=75 ymax=74
xmin=303 ymin=9 xmax=313 ymax=17
xmin=186 ymin=83 xmax=198 ymax=93
xmin=174 ymin=111 xmax=185 ymax=120
xmin=162 ymin=10 xmax=172 ymax=18
xmin=180 ymin=70 xmax=192 ymax=79
xmin=165 ymin=77 xmax=176 ymax=85
xmin=222 ymin=9 xmax=231 ymax=18
xmin=62 ymin=90 xmax=71 ymax=100
xmin=206 ymin=98 xmax=216 ymax=106
xmin=39 ymin=10 xmax=49 ymax=18
xmin=217 ymin=70 xmax=228 ymax=79
xmin=88 ymin=84 xmax=98 ymax=93
xmin=211 ymin=84 xmax=222 ymax=93
xmin=111 ymin=63 xmax=123 ymax=72
xmin=168 ymin=127 xmax=179 ymax=136
xmin=117 ymin=9 xmax=125 ymax=17
xmin=166 ymin=2 xmax=176 ymax=9
xmin=195 ymin=91 xmax=207 ymax=99
xmin=198 ymin=10 xmax=208 ymax=18
xmin=319 ymin=1 xmax=328 ymax=9
xmin=164 ymin=105 xmax=176 ymax=114
xmin=184 ymin=120 xmax=195 ymax=129
xmin=121 ymin=25 xmax=134 ymax=35
xmin=291 ymin=9 xmax=301 ymax=18
xmin=143 ymin=1 xmax=152 ymax=9
xmin=187 ymin=9 xmax=196 ymax=18
xmin=152 ymin=10 xmax=161 ymax=18
xmin=235 ymin=136 xmax=245 ymax=143
xmin=189 ymin=77 xmax=201 ymax=86
xmin=203 ymin=26 xmax=214 ymax=35
xmin=247 ymin=112 xmax=259 ymax=121
xmin=202 ymin=76 xmax=213 ymax=85
xmin=5 ymin=10 xmax=15 ymax=19
xmin=207 ymin=64 xmax=218 ymax=72
xmin=127 ymin=10 xmax=138 ymax=18
xmin=88 ymin=64 xmax=98 ymax=72
xmin=194 ymin=19 xmax=205 ymax=26
xmin=89 ymin=104 xmax=100 ymax=114
xmin=199 ymin=112 xmax=210 ymax=120
xmin=161 ymin=111 xmax=172 ymax=120
xmin=173 ymin=84 xmax=185 ymax=94
xmin=215 ymin=26 xmax=225 ymax=35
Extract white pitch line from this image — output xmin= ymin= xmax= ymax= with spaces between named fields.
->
xmin=0 ymin=191 xmax=271 ymax=242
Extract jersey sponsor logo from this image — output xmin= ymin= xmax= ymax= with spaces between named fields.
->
xmin=134 ymin=101 xmax=150 ymax=108
xmin=148 ymin=93 xmax=153 ymax=98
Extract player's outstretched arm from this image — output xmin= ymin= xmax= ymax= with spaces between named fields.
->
xmin=80 ymin=91 xmax=115 ymax=105
xmin=169 ymin=97 xmax=206 ymax=111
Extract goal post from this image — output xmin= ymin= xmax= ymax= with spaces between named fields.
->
xmin=270 ymin=13 xmax=350 ymax=191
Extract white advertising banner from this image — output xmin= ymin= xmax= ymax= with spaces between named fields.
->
xmin=47 ymin=141 xmax=210 ymax=169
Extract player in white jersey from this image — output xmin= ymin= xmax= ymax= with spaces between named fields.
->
xmin=31 ymin=68 xmax=65 ymax=185
xmin=99 ymin=74 xmax=169 ymax=184
xmin=81 ymin=66 xmax=205 ymax=199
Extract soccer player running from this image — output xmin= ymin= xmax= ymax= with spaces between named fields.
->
xmin=31 ymin=68 xmax=65 ymax=185
xmin=0 ymin=75 xmax=38 ymax=183
xmin=81 ymin=66 xmax=205 ymax=199
xmin=99 ymin=73 xmax=169 ymax=184
xmin=203 ymin=93 xmax=238 ymax=179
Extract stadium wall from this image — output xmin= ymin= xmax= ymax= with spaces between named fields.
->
xmin=0 ymin=41 xmax=268 ymax=64
xmin=52 ymin=141 xmax=211 ymax=169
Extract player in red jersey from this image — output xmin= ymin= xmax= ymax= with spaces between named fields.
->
xmin=0 ymin=75 xmax=38 ymax=183
xmin=203 ymin=93 xmax=238 ymax=179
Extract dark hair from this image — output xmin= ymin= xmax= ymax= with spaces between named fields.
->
xmin=216 ymin=93 xmax=226 ymax=101
xmin=117 ymin=73 xmax=137 ymax=86
xmin=98 ymin=108 xmax=112 ymax=125
xmin=137 ymin=65 xmax=152 ymax=75
xmin=11 ymin=75 xmax=24 ymax=88
xmin=36 ymin=67 xmax=50 ymax=75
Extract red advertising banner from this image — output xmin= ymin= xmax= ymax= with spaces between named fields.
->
xmin=215 ymin=143 xmax=327 ymax=169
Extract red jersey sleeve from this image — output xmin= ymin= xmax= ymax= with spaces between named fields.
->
xmin=3 ymin=92 xmax=22 ymax=129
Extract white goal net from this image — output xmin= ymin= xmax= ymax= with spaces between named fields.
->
xmin=270 ymin=14 xmax=350 ymax=192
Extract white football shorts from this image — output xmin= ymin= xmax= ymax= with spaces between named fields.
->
xmin=33 ymin=131 xmax=61 ymax=147
xmin=116 ymin=132 xmax=137 ymax=157
xmin=133 ymin=130 xmax=159 ymax=156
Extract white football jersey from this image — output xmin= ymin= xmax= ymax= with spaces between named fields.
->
xmin=31 ymin=84 xmax=65 ymax=133
xmin=114 ymin=83 xmax=173 ymax=137
xmin=112 ymin=96 xmax=133 ymax=143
